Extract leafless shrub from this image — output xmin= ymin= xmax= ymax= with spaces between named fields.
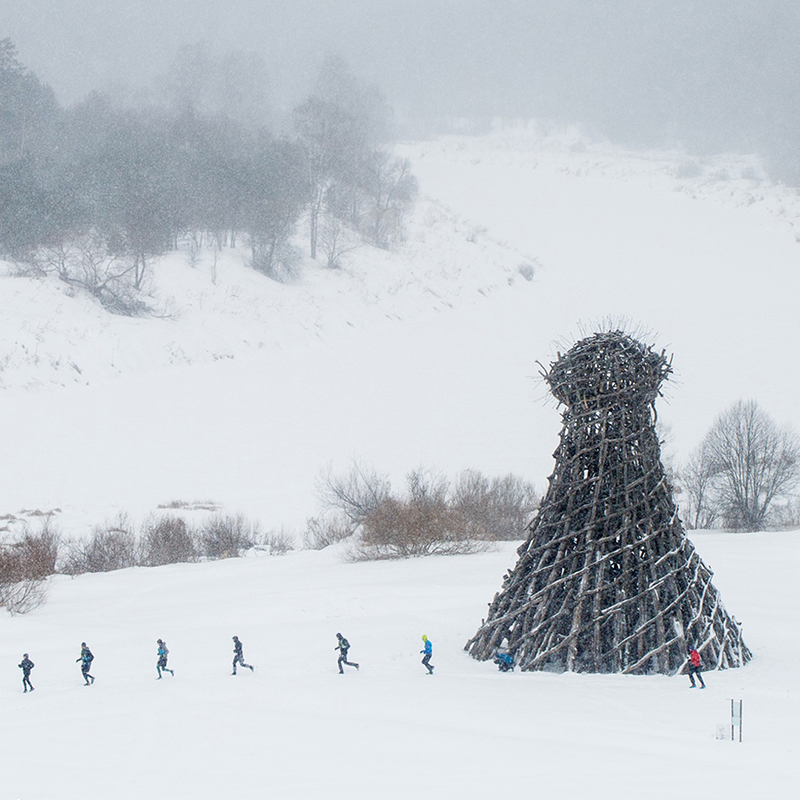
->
xmin=139 ymin=514 xmax=198 ymax=567
xmin=318 ymin=460 xmax=392 ymax=526
xmin=261 ymin=530 xmax=295 ymax=556
xmin=317 ymin=213 xmax=361 ymax=269
xmin=0 ymin=578 xmax=48 ymax=615
xmin=770 ymin=499 xmax=800 ymax=530
xmin=199 ymin=514 xmax=257 ymax=559
xmin=350 ymin=468 xmax=488 ymax=560
xmin=19 ymin=233 xmax=150 ymax=316
xmin=451 ymin=470 xmax=538 ymax=541
xmin=0 ymin=518 xmax=59 ymax=614
xmin=60 ymin=514 xmax=138 ymax=575
xmin=303 ymin=514 xmax=355 ymax=550
xmin=0 ymin=517 xmax=61 ymax=579
xmin=318 ymin=463 xmax=538 ymax=560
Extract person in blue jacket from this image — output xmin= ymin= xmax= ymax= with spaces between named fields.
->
xmin=156 ymin=639 xmax=174 ymax=679
xmin=494 ymin=648 xmax=514 ymax=672
xmin=420 ymin=635 xmax=434 ymax=674
xmin=76 ymin=642 xmax=95 ymax=685
xmin=18 ymin=653 xmax=35 ymax=692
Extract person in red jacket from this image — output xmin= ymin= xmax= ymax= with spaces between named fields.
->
xmin=687 ymin=646 xmax=705 ymax=689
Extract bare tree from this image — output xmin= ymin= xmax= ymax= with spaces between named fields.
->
xmin=21 ymin=234 xmax=149 ymax=316
xmin=680 ymin=443 xmax=719 ymax=529
xmin=317 ymin=460 xmax=392 ymax=526
xmin=360 ymin=151 xmax=418 ymax=248
xmin=699 ymin=400 xmax=800 ymax=531
xmin=317 ymin=212 xmax=361 ymax=269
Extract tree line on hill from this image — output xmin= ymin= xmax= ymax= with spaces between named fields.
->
xmin=0 ymin=40 xmax=417 ymax=312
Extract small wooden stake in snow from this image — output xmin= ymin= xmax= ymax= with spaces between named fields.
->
xmin=465 ymin=330 xmax=752 ymax=674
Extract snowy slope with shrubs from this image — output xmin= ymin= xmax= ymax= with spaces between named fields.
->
xmin=3 ymin=125 xmax=800 ymax=537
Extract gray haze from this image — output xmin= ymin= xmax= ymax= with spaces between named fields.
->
xmin=3 ymin=1 xmax=800 ymax=164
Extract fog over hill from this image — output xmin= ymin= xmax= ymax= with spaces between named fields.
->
xmin=4 ymin=1 xmax=800 ymax=173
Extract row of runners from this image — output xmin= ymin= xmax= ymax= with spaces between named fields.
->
xmin=14 ymin=632 xmax=439 ymax=692
xmin=15 ymin=638 xmax=706 ymax=691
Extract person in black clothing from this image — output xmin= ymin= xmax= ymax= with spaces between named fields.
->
xmin=335 ymin=633 xmax=359 ymax=674
xmin=231 ymin=636 xmax=254 ymax=675
xmin=76 ymin=642 xmax=95 ymax=685
xmin=156 ymin=639 xmax=174 ymax=679
xmin=18 ymin=654 xmax=35 ymax=692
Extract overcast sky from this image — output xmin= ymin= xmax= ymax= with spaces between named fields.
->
xmin=4 ymin=1 xmax=800 ymax=154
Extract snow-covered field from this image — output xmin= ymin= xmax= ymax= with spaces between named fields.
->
xmin=1 ymin=532 xmax=797 ymax=800
xmin=2 ymin=126 xmax=799 ymax=797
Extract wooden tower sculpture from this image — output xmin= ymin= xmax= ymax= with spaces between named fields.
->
xmin=466 ymin=331 xmax=751 ymax=674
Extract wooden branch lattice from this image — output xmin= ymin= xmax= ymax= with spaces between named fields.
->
xmin=466 ymin=331 xmax=751 ymax=674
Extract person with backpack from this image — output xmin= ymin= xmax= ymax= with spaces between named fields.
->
xmin=420 ymin=635 xmax=434 ymax=674
xmin=335 ymin=633 xmax=359 ymax=674
xmin=687 ymin=646 xmax=706 ymax=689
xmin=76 ymin=642 xmax=95 ymax=685
xmin=156 ymin=639 xmax=174 ymax=679
xmin=18 ymin=653 xmax=35 ymax=692
xmin=231 ymin=636 xmax=254 ymax=675
xmin=493 ymin=647 xmax=514 ymax=672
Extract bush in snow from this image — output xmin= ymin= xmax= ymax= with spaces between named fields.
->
xmin=18 ymin=234 xmax=151 ymax=317
xmin=259 ymin=529 xmax=295 ymax=556
xmin=139 ymin=514 xmax=198 ymax=567
xmin=0 ymin=518 xmax=60 ymax=614
xmin=351 ymin=469 xmax=488 ymax=560
xmin=198 ymin=514 xmax=257 ymax=559
xmin=303 ymin=514 xmax=354 ymax=550
xmin=309 ymin=462 xmax=539 ymax=559
xmin=60 ymin=514 xmax=138 ymax=575
xmin=450 ymin=470 xmax=540 ymax=541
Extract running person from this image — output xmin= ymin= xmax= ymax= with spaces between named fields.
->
xmin=156 ymin=639 xmax=174 ymax=678
xmin=687 ymin=646 xmax=705 ymax=688
xmin=76 ymin=642 xmax=95 ymax=685
xmin=18 ymin=653 xmax=35 ymax=692
xmin=231 ymin=636 xmax=254 ymax=675
xmin=335 ymin=633 xmax=359 ymax=674
xmin=420 ymin=635 xmax=434 ymax=674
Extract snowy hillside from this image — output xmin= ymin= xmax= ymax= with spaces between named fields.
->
xmin=1 ymin=531 xmax=797 ymax=799
xmin=3 ymin=126 xmax=800 ymax=537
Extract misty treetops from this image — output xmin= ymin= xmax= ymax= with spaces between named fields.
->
xmin=0 ymin=41 xmax=417 ymax=307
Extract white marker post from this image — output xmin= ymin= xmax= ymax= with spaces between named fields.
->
xmin=730 ymin=699 xmax=743 ymax=743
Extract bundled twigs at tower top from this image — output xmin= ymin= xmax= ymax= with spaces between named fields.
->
xmin=466 ymin=330 xmax=751 ymax=674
